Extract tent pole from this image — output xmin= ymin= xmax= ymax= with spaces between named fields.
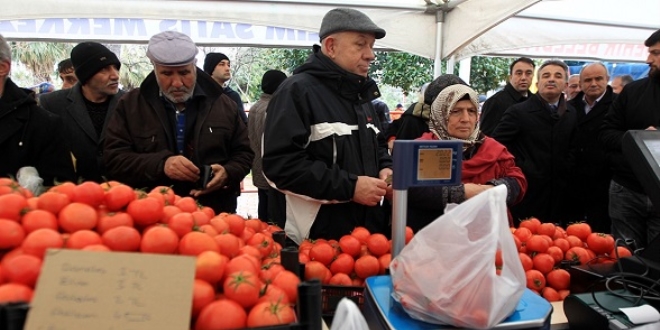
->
xmin=433 ymin=7 xmax=445 ymax=78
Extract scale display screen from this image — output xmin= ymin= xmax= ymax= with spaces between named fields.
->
xmin=392 ymin=140 xmax=462 ymax=189
xmin=417 ymin=147 xmax=453 ymax=181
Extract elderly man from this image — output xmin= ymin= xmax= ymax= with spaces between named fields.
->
xmin=479 ymin=57 xmax=535 ymax=136
xmin=103 ymin=31 xmax=253 ymax=214
xmin=40 ymin=42 xmax=124 ymax=182
xmin=565 ymin=74 xmax=581 ymax=100
xmin=600 ymin=28 xmax=660 ymax=249
xmin=492 ymin=60 xmax=578 ymax=226
xmin=0 ymin=34 xmax=75 ymax=186
xmin=610 ymin=74 xmax=633 ymax=94
xmin=567 ymin=63 xmax=615 ymax=233
xmin=262 ymin=8 xmax=393 ymax=243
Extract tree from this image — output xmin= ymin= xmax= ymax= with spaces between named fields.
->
xmin=118 ymin=44 xmax=152 ymax=90
xmin=468 ymin=56 xmax=513 ymax=94
xmin=11 ymin=42 xmax=73 ymax=84
xmin=371 ymin=51 xmax=435 ymax=94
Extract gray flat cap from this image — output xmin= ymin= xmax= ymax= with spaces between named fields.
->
xmin=147 ymin=31 xmax=198 ymax=66
xmin=319 ymin=8 xmax=386 ymax=40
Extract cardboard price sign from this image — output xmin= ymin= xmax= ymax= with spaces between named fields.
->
xmin=24 ymin=249 xmax=195 ymax=330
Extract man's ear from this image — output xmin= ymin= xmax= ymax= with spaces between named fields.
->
xmin=322 ymin=37 xmax=336 ymax=59
xmin=0 ymin=61 xmax=10 ymax=78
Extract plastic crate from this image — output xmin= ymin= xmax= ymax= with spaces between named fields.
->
xmin=321 ymin=284 xmax=364 ymax=324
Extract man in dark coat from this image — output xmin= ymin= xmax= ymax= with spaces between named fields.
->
xmin=600 ymin=28 xmax=660 ymax=249
xmin=0 ymin=34 xmax=75 ymax=186
xmin=480 ymin=57 xmax=535 ymax=136
xmin=567 ymin=62 xmax=614 ymax=233
xmin=203 ymin=52 xmax=248 ymax=125
xmin=492 ymin=60 xmax=578 ymax=226
xmin=103 ymin=31 xmax=253 ymax=214
xmin=40 ymin=42 xmax=124 ymax=183
xmin=262 ymin=8 xmax=392 ymax=244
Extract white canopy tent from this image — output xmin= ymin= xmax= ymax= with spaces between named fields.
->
xmin=1 ymin=0 xmax=658 ymax=75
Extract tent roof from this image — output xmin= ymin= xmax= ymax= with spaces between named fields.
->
xmin=1 ymin=0 xmax=658 ymax=62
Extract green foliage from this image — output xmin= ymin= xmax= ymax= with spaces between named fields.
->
xmin=469 ymin=56 xmax=513 ymax=94
xmin=371 ymin=51 xmax=434 ymax=94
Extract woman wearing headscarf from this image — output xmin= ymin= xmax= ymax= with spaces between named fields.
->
xmin=405 ymin=84 xmax=527 ymax=232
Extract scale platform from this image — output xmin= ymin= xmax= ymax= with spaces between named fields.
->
xmin=363 ymin=275 xmax=552 ymax=330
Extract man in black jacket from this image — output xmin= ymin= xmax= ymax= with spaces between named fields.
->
xmin=40 ymin=42 xmax=124 ymax=182
xmin=568 ymin=62 xmax=614 ymax=233
xmin=492 ymin=60 xmax=578 ymax=226
xmin=262 ymin=8 xmax=392 ymax=243
xmin=0 ymin=34 xmax=75 ymax=187
xmin=600 ymin=28 xmax=660 ymax=249
xmin=480 ymin=57 xmax=535 ymax=136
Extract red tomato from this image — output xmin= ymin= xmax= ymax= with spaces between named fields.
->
xmin=214 ymin=233 xmax=240 ymax=258
xmin=339 ymin=234 xmax=362 ymax=258
xmin=71 ymin=181 xmax=105 ymax=208
xmin=546 ymin=246 xmax=564 ymax=264
xmin=101 ymin=226 xmax=141 ymax=252
xmin=195 ymin=251 xmax=228 ymax=285
xmin=191 ymin=279 xmax=215 ymax=318
xmin=541 ymin=287 xmax=561 ymax=302
xmin=609 ymin=246 xmax=633 ymax=259
xmin=149 ymin=186 xmax=176 ymax=206
xmin=178 ymin=231 xmax=220 ymax=256
xmin=367 ymin=233 xmax=391 ymax=257
xmin=36 ymin=191 xmax=70 ymax=215
xmin=309 ymin=242 xmax=335 ymax=266
xmin=354 ymin=255 xmax=380 ymax=279
xmin=565 ymin=246 xmax=591 ymax=265
xmin=514 ymin=227 xmax=533 ymax=243
xmin=126 ymin=196 xmax=163 ymax=227
xmin=104 ymin=184 xmax=136 ymax=211
xmin=272 ymin=270 xmax=300 ymax=303
xmin=65 ymin=230 xmax=102 ymax=249
xmin=586 ymin=233 xmax=615 ymax=254
xmin=330 ymin=253 xmax=355 ymax=275
xmin=532 ymin=253 xmax=555 ymax=274
xmin=526 ymin=235 xmax=550 ymax=253
xmin=258 ymin=282 xmax=290 ymax=304
xmin=519 ymin=252 xmax=533 ymax=271
xmin=247 ymin=301 xmax=296 ymax=327
xmin=21 ymin=209 xmax=58 ymax=233
xmin=351 ymin=226 xmax=371 ymax=244
xmin=223 ymin=271 xmax=261 ymax=309
xmin=546 ymin=268 xmax=570 ymax=291
xmin=195 ymin=299 xmax=247 ymax=330
xmin=96 ymin=211 xmax=133 ymax=234
xmin=566 ymin=235 xmax=584 ymax=248
xmin=0 ymin=194 xmax=28 ymax=221
xmin=519 ymin=217 xmax=541 ymax=234
xmin=328 ymin=272 xmax=353 ymax=286
xmin=246 ymin=232 xmax=274 ymax=259
xmin=537 ymin=223 xmax=556 ymax=237
xmin=140 ymin=226 xmax=179 ymax=254
xmin=22 ymin=228 xmax=64 ymax=259
xmin=553 ymin=238 xmax=571 ymax=253
xmin=0 ymin=283 xmax=34 ymax=303
xmin=525 ymin=269 xmax=546 ymax=291
xmin=0 ymin=219 xmax=26 ymax=249
xmin=1 ymin=254 xmax=41 ymax=287
xmin=58 ymin=203 xmax=98 ymax=233
xmin=566 ymin=222 xmax=592 ymax=241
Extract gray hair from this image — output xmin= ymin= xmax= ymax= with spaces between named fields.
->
xmin=538 ymin=60 xmax=569 ymax=81
xmin=0 ymin=34 xmax=10 ymax=63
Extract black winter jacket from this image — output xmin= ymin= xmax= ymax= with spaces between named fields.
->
xmin=479 ymin=82 xmax=531 ymax=136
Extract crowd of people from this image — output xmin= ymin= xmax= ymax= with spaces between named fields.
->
xmin=2 ymin=7 xmax=660 ymax=250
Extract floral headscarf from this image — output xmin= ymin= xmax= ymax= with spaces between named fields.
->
xmin=428 ymin=84 xmax=483 ymax=150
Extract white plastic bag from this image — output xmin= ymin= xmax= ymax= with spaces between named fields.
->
xmin=390 ymin=185 xmax=525 ymax=329
xmin=17 ymin=166 xmax=44 ymax=196
xmin=329 ymin=298 xmax=369 ymax=330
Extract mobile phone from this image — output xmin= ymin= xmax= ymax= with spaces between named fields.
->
xmin=198 ymin=165 xmax=213 ymax=189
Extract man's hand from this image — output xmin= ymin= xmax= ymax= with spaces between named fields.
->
xmin=164 ymin=155 xmax=199 ymax=182
xmin=190 ymin=164 xmax=228 ymax=197
xmin=379 ymin=168 xmax=394 ymax=201
xmin=353 ymin=176 xmax=387 ymax=206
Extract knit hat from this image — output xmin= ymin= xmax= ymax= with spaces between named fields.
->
xmin=261 ymin=70 xmax=287 ymax=94
xmin=204 ymin=53 xmax=230 ymax=75
xmin=70 ymin=42 xmax=121 ymax=84
xmin=319 ymin=8 xmax=386 ymax=40
xmin=147 ymin=31 xmax=198 ymax=66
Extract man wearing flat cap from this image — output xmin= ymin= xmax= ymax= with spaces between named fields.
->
xmin=204 ymin=52 xmax=248 ymax=125
xmin=103 ymin=31 xmax=253 ymax=214
xmin=40 ymin=42 xmax=124 ymax=182
xmin=262 ymin=8 xmax=393 ymax=244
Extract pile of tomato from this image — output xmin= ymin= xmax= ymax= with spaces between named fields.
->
xmin=0 ymin=178 xmax=309 ymax=329
xmin=297 ymin=227 xmax=414 ymax=286
xmin=510 ymin=218 xmax=631 ymax=302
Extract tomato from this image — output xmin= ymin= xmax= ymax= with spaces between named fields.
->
xmin=224 ymin=255 xmax=260 ymax=282
xmin=65 ymin=230 xmax=102 ymax=249
xmin=21 ymin=209 xmax=58 ymax=233
xmin=174 ymin=196 xmax=198 ymax=212
xmin=329 ymin=253 xmax=355 ymax=275
xmin=526 ymin=235 xmax=550 ymax=253
xmin=519 ymin=252 xmax=533 ymax=271
xmin=367 ymin=233 xmax=390 ymax=257
xmin=537 ymin=223 xmax=556 ymax=237
xmin=513 ymin=235 xmax=522 ymax=252
xmin=1 ymin=254 xmax=41 ymax=288
xmin=259 ymin=263 xmax=285 ymax=284
xmin=565 ymin=246 xmax=591 ymax=265
xmin=566 ymin=235 xmax=584 ymax=248
xmin=223 ymin=214 xmax=246 ymax=237
xmin=0 ymin=283 xmax=33 ymax=303
xmin=140 ymin=226 xmax=179 ymax=254
xmin=304 ymin=260 xmax=329 ymax=282
xmin=195 ymin=298 xmax=247 ymax=330
xmin=71 ymin=181 xmax=105 ymax=208
xmin=191 ymin=211 xmax=211 ymax=227
xmin=0 ymin=219 xmax=26 ymax=249
xmin=519 ymin=217 xmax=541 ymax=234
xmin=609 ymin=246 xmax=633 ymax=259
xmin=22 ymin=228 xmax=64 ymax=259
xmin=339 ymin=234 xmax=362 ymax=258
xmin=96 ymin=211 xmax=133 ymax=234
xmin=308 ymin=242 xmax=335 ymax=266
xmin=586 ymin=233 xmax=615 ymax=254
xmin=566 ymin=222 xmax=592 ymax=241
xmin=553 ymin=238 xmax=571 ymax=253
xmin=179 ymin=231 xmax=220 ymax=256
xmin=101 ymin=226 xmax=141 ymax=252
xmin=244 ymin=219 xmax=262 ymax=233
xmin=559 ymin=289 xmax=571 ymax=300
xmin=58 ymin=202 xmax=98 ymax=233
xmin=514 ymin=227 xmax=533 ymax=243
xmin=36 ymin=191 xmax=70 ymax=215
xmin=126 ymin=196 xmax=164 ymax=227
xmin=329 ymin=272 xmax=353 ymax=285
xmin=195 ymin=251 xmax=228 ymax=285
xmin=223 ymin=270 xmax=261 ymax=309
xmin=258 ymin=283 xmax=290 ymax=304
xmin=190 ymin=279 xmax=215 ymax=318
xmin=525 ymin=269 xmax=546 ymax=291
xmin=247 ymin=232 xmax=274 ymax=259
xmin=200 ymin=206 xmax=215 ymax=220
xmin=405 ymin=226 xmax=414 ymax=244
xmin=247 ymin=301 xmax=296 ymax=327
xmin=378 ymin=253 xmax=392 ymax=275
xmin=546 ymin=246 xmax=564 ymax=264
xmin=354 ymin=255 xmax=380 ymax=279
xmin=546 ymin=268 xmax=570 ymax=291
xmin=214 ymin=233 xmax=240 ymax=258
xmin=0 ymin=194 xmax=28 ymax=221
xmin=167 ymin=212 xmax=195 ymax=238
xmin=351 ymin=226 xmax=371 ymax=244
xmin=532 ymin=253 xmax=555 ymax=274
xmin=104 ymin=184 xmax=136 ymax=211
xmin=240 ymin=227 xmax=256 ymax=243
xmin=149 ymin=186 xmax=176 ymax=206
xmin=272 ymin=270 xmax=300 ymax=303
xmin=541 ymin=287 xmax=561 ymax=302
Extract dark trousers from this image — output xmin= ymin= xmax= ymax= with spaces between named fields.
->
xmin=609 ymin=180 xmax=660 ymax=250
xmin=258 ymin=188 xmax=269 ymax=222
